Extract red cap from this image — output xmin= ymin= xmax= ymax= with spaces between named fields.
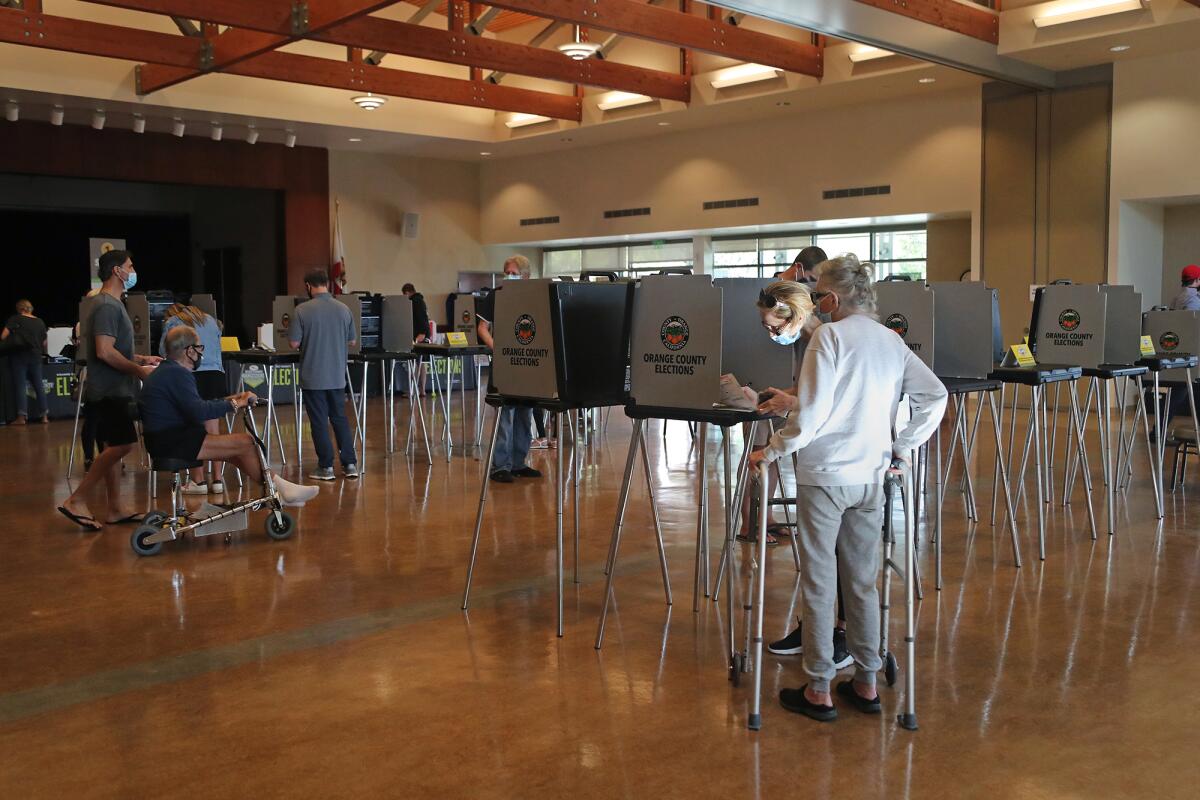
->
xmin=1183 ymin=264 xmax=1200 ymax=283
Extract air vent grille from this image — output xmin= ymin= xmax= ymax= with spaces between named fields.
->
xmin=519 ymin=215 xmax=560 ymax=227
xmin=603 ymin=207 xmax=651 ymax=219
xmin=703 ymin=197 xmax=760 ymax=210
xmin=822 ymin=184 xmax=891 ymax=200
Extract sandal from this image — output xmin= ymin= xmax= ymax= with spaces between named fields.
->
xmin=735 ymin=531 xmax=779 ymax=546
xmin=58 ymin=506 xmax=102 ymax=532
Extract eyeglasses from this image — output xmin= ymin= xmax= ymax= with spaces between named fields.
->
xmin=188 ymin=344 xmax=205 ymax=354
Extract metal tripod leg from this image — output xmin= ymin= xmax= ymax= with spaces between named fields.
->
xmin=990 ymin=384 xmax=1005 ymax=527
xmin=572 ymin=409 xmax=580 ymax=584
xmin=595 ymin=419 xmax=645 ymax=649
xmin=1031 ymin=386 xmax=1046 ymax=561
xmin=712 ymin=420 xmax=757 ymax=603
xmin=639 ymin=424 xmax=672 ymax=606
xmin=694 ymin=423 xmax=709 ymax=612
xmin=555 ymin=411 xmax=565 ymax=637
xmin=1100 ymin=379 xmax=1116 ymax=536
xmin=988 ymin=390 xmax=1022 ymax=568
xmin=933 ymin=425 xmax=943 ymax=590
xmin=1137 ymin=376 xmax=1163 ymax=518
xmin=1067 ymin=385 xmax=1100 ymax=540
xmin=461 ymin=407 xmax=502 ymax=610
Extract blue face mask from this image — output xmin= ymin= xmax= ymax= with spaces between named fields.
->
xmin=770 ymin=329 xmax=800 ymax=346
xmin=503 ymin=273 xmax=521 ymax=281
xmin=121 ymin=267 xmax=138 ymax=291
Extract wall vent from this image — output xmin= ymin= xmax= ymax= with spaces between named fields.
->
xmin=703 ymin=197 xmax=760 ymax=211
xmin=519 ymin=215 xmax=560 ymax=227
xmin=822 ymin=184 xmax=891 ymax=200
xmin=603 ymin=206 xmax=651 ymax=219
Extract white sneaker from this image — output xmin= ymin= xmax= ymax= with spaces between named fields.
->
xmin=209 ymin=481 xmax=226 ymax=493
xmin=273 ymin=475 xmax=320 ymax=507
xmin=182 ymin=481 xmax=209 ymax=496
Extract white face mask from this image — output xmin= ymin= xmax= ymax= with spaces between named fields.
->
xmin=503 ymin=273 xmax=521 ymax=281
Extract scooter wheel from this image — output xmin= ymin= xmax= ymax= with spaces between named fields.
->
xmin=265 ymin=511 xmax=295 ymax=541
xmin=141 ymin=510 xmax=168 ymax=528
xmin=884 ymin=651 xmax=898 ymax=687
xmin=131 ymin=525 xmax=163 ymax=557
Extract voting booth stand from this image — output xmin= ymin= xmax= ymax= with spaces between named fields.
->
xmin=413 ymin=338 xmax=490 ymax=463
xmin=1029 ymin=284 xmax=1146 ymax=538
xmin=462 ymin=278 xmax=642 ymax=637
xmin=876 ymin=279 xmax=1024 ymax=585
xmin=1139 ymin=310 xmax=1200 ymax=507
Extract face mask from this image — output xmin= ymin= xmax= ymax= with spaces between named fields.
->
xmin=770 ymin=329 xmax=800 ymax=347
xmin=121 ymin=267 xmax=138 ymax=291
xmin=503 ymin=273 xmax=521 ymax=281
xmin=185 ymin=347 xmax=202 ymax=371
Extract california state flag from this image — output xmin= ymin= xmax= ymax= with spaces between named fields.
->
xmin=331 ymin=199 xmax=348 ymax=295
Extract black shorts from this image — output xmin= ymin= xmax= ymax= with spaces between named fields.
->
xmin=194 ymin=370 xmax=228 ymax=401
xmin=87 ymin=397 xmax=138 ymax=448
xmin=143 ymin=426 xmax=208 ymax=463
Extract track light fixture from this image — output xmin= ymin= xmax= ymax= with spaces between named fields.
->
xmin=50 ymin=106 xmax=64 ymax=126
xmin=246 ymin=126 xmax=259 ymax=145
xmin=92 ymin=110 xmax=106 ymax=130
xmin=284 ymin=131 xmax=297 ymax=148
xmin=171 ymin=118 xmax=185 ymax=137
xmin=210 ymin=122 xmax=223 ymax=141
xmin=132 ymin=114 xmax=146 ymax=134
xmin=4 ymin=101 xmax=17 ymax=122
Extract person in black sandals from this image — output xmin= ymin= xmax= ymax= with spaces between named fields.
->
xmin=2 ymin=299 xmax=49 ymax=424
xmin=749 ymin=255 xmax=946 ymax=722
xmin=58 ymin=250 xmax=162 ymax=530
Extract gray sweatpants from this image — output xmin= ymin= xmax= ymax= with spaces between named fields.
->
xmin=795 ymin=483 xmax=884 ymax=694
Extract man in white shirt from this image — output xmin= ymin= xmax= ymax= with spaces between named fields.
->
xmin=750 ymin=255 xmax=947 ymax=722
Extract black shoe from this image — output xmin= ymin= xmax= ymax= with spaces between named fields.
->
xmin=768 ymin=621 xmax=804 ymax=655
xmin=836 ymin=680 xmax=881 ymax=714
xmin=779 ymin=685 xmax=837 ymax=722
xmin=512 ymin=466 xmax=542 ymax=478
xmin=832 ymin=627 xmax=853 ymax=670
xmin=490 ymin=469 xmax=514 ymax=483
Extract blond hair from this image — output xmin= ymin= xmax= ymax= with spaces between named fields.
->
xmin=504 ymin=254 xmax=532 ymax=277
xmin=165 ymin=303 xmax=209 ymax=328
xmin=818 ymin=254 xmax=877 ymax=316
xmin=757 ymin=280 xmax=814 ymax=327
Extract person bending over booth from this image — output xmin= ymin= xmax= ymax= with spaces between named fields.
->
xmin=140 ymin=326 xmax=318 ymax=507
xmin=749 ymin=254 xmax=946 ymax=722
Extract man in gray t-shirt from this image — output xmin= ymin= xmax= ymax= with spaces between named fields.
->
xmin=59 ymin=250 xmax=162 ymax=531
xmin=290 ymin=268 xmax=358 ymax=480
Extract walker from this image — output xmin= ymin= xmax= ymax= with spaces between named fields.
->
xmin=130 ymin=400 xmax=294 ymax=556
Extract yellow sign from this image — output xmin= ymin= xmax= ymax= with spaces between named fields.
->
xmin=1011 ymin=343 xmax=1036 ymax=367
xmin=220 ymin=336 xmax=241 ymax=352
xmin=446 ymin=331 xmax=469 ymax=347
xmin=1139 ymin=335 xmax=1155 ymax=357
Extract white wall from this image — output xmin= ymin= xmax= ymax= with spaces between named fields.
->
xmin=329 ymin=151 xmax=487 ymax=325
xmin=479 ymin=88 xmax=983 ymax=257
xmin=1109 ymin=47 xmax=1200 ymax=302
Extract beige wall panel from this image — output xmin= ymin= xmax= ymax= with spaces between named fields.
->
xmin=1047 ymin=85 xmax=1112 ymax=285
xmin=927 ymin=219 xmax=973 ymax=283
xmin=982 ymin=92 xmax=1038 ymax=344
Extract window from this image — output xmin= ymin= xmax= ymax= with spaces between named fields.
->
xmin=541 ymin=226 xmax=927 ymax=282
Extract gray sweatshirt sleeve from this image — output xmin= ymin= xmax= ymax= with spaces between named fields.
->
xmin=762 ymin=329 xmax=837 ymax=463
xmin=892 ymin=348 xmax=948 ymax=456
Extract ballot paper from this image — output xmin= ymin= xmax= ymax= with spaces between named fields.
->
xmin=717 ymin=373 xmax=758 ymax=410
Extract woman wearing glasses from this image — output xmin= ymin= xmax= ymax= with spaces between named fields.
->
xmin=159 ymin=297 xmax=228 ymax=495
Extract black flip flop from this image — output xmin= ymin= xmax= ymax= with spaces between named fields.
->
xmin=779 ymin=685 xmax=837 ymax=722
xmin=735 ymin=531 xmax=779 ymax=547
xmin=58 ymin=506 xmax=102 ymax=532
xmin=836 ymin=680 xmax=882 ymax=714
xmin=767 ymin=523 xmax=795 ymax=536
xmin=106 ymin=514 xmax=143 ymax=525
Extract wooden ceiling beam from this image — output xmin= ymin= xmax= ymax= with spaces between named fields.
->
xmin=480 ymin=0 xmax=823 ymax=76
xmin=0 ymin=7 xmax=581 ymax=120
xmin=85 ymin=0 xmax=690 ymax=100
xmin=850 ymin=0 xmax=998 ymax=45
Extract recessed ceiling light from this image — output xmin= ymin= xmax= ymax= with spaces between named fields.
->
xmin=775 ymin=101 xmax=791 ymax=107
xmin=560 ymin=137 xmax=573 ymax=142
xmin=348 ymin=137 xmax=362 ymax=142
xmin=480 ymin=151 xmax=492 ymax=156
xmin=918 ymin=77 xmax=937 ymax=84
xmin=1109 ymin=44 xmax=1131 ymax=52
xmin=657 ymin=122 xmax=671 ymax=126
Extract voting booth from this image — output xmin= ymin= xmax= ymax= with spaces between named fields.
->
xmin=1143 ymin=309 xmax=1200 ymax=381
xmin=381 ymin=295 xmax=415 ymax=353
xmin=271 ymin=296 xmax=304 ymax=353
xmin=930 ymin=282 xmax=1001 ymax=379
xmin=875 ymin=279 xmax=936 ymax=370
xmin=451 ymin=294 xmax=481 ymax=346
xmin=1029 ymin=284 xmax=1107 ymax=368
xmin=1100 ymin=285 xmax=1142 ymax=366
xmin=714 ymin=278 xmax=794 ymax=392
xmin=628 ymin=274 xmax=723 ymax=412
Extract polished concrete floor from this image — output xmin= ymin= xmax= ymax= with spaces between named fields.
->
xmin=1 ymin=398 xmax=1198 ymax=798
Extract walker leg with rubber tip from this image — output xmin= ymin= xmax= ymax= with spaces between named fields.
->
xmin=1067 ymin=387 xmax=1100 ymax=539
xmin=461 ymin=408 xmax=502 ymax=611
xmin=595 ymin=419 xmax=644 ymax=649
xmin=748 ymin=463 xmax=770 ymax=732
xmin=293 ymin=365 xmax=303 ymax=467
xmin=784 ymin=454 xmax=802 ymax=571
xmin=712 ymin=420 xmax=757 ymax=604
xmin=897 ymin=464 xmax=918 ymax=731
xmin=989 ymin=390 xmax=1022 ymax=568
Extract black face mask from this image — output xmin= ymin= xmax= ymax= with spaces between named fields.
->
xmin=185 ymin=346 xmax=203 ymax=371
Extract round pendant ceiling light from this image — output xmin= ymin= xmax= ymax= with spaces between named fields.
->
xmin=558 ymin=25 xmax=600 ymax=60
xmin=352 ymin=92 xmax=387 ymax=111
